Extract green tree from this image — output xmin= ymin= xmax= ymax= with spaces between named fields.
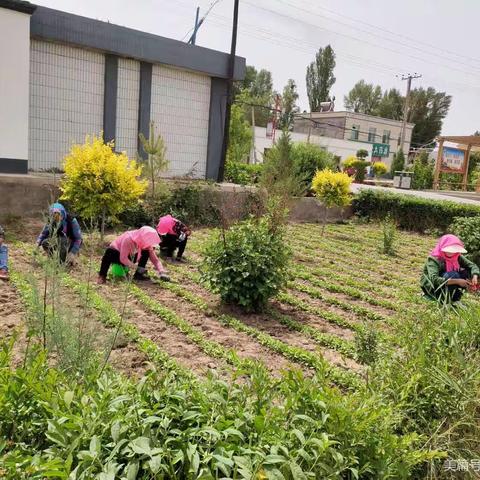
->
xmin=306 ymin=45 xmax=336 ymax=111
xmin=344 ymin=80 xmax=382 ymax=115
xmin=374 ymin=88 xmax=404 ymax=120
xmin=138 ymin=121 xmax=168 ymax=199
xmin=292 ymin=142 xmax=334 ymax=188
xmin=390 ymin=149 xmax=406 ymax=176
xmin=408 ymin=88 xmax=451 ymax=146
xmin=227 ymin=103 xmax=253 ymax=164
xmin=356 ymin=149 xmax=369 ymax=160
xmin=261 ymin=131 xmax=304 ymax=199
xmin=279 ymin=79 xmax=300 ymax=130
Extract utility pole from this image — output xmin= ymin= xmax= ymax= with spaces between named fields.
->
xmin=250 ymin=106 xmax=257 ymax=164
xmin=398 ymin=73 xmax=421 ymax=151
xmin=190 ymin=7 xmax=200 ymax=45
xmin=217 ymin=0 xmax=239 ymax=182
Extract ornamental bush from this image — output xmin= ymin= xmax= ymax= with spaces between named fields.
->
xmin=353 ymin=189 xmax=480 ymax=233
xmin=372 ymin=161 xmax=388 ymax=178
xmin=200 ymin=206 xmax=290 ymax=312
xmin=291 ymin=142 xmax=334 ymax=188
xmin=225 ymin=161 xmax=263 ymax=185
xmin=61 ymin=135 xmax=147 ymax=238
xmin=312 ymin=169 xmax=352 ymax=233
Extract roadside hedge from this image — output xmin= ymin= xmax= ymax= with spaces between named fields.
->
xmin=352 ymin=189 xmax=480 ymax=233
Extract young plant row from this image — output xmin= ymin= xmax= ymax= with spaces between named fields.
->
xmin=147 ymin=275 xmax=361 ymax=390
xmin=166 ymin=264 xmax=358 ymax=360
xmin=292 ymin=233 xmax=424 ymax=280
xmin=58 ymin=275 xmax=196 ymax=381
xmin=291 ymin=264 xmax=398 ymax=311
xmin=289 ymin=281 xmax=387 ymax=323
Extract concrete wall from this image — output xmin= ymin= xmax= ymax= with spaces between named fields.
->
xmin=116 ymin=58 xmax=140 ymax=159
xmin=150 ymin=65 xmax=211 ymax=178
xmin=29 ymin=40 xmax=105 ymax=171
xmin=0 ymin=8 xmax=31 ymax=172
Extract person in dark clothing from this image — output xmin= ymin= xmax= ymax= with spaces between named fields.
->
xmin=420 ymin=234 xmax=479 ymax=304
xmin=0 ymin=225 xmax=9 ymax=280
xmin=156 ymin=214 xmax=191 ymax=262
xmin=37 ymin=203 xmax=82 ymax=264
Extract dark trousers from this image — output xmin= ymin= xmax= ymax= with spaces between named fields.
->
xmin=99 ymin=248 xmax=150 ymax=277
xmin=441 ymin=270 xmax=469 ymax=302
xmin=160 ymin=234 xmax=187 ymax=258
xmin=41 ymin=236 xmax=69 ymax=263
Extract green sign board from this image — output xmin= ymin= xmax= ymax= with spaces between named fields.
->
xmin=372 ymin=143 xmax=390 ymax=157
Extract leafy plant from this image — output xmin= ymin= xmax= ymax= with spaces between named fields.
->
xmin=291 ymin=142 xmax=334 ymax=188
xmin=409 ymin=151 xmax=434 ymax=190
xmin=451 ymin=215 xmax=480 ymax=265
xmin=225 ymin=161 xmax=263 ymax=185
xmin=381 ymin=214 xmax=397 ymax=255
xmin=61 ymin=135 xmax=147 ymax=239
xmin=354 ymin=322 xmax=379 ymax=367
xmin=342 ymin=156 xmax=368 ymax=182
xmin=372 ymin=161 xmax=388 ymax=178
xmin=261 ymin=131 xmax=305 ymax=200
xmin=201 ymin=207 xmax=290 ymax=312
xmin=227 ymin=103 xmax=253 ymax=164
xmin=138 ymin=121 xmax=169 ymax=201
xmin=311 ymin=169 xmax=352 ymax=234
xmin=356 ymin=149 xmax=369 ymax=160
xmin=390 ymin=149 xmax=406 ymax=176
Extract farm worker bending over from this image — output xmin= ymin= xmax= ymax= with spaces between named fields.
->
xmin=421 ymin=234 xmax=479 ymax=303
xmin=156 ymin=214 xmax=191 ymax=262
xmin=97 ymin=226 xmax=170 ymax=284
xmin=37 ymin=203 xmax=82 ymax=265
xmin=0 ymin=225 xmax=9 ymax=280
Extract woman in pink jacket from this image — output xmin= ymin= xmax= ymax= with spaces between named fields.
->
xmin=157 ymin=214 xmax=191 ymax=262
xmin=97 ymin=226 xmax=169 ymax=284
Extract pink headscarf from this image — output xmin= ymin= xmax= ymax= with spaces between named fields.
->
xmin=129 ymin=226 xmax=160 ymax=261
xmin=430 ymin=234 xmax=465 ymax=272
xmin=156 ymin=215 xmax=177 ymax=236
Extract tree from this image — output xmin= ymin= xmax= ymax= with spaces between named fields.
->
xmin=61 ymin=135 xmax=147 ymax=239
xmin=408 ymin=88 xmax=451 ymax=146
xmin=138 ymin=121 xmax=168 ymax=199
xmin=311 ymin=169 xmax=352 ymax=234
xmin=356 ymin=149 xmax=369 ymax=160
xmin=390 ymin=149 xmax=405 ymax=176
xmin=292 ymin=142 xmax=334 ymax=188
xmin=227 ymin=103 xmax=253 ymax=164
xmin=237 ymin=66 xmax=275 ymax=128
xmin=279 ymin=79 xmax=300 ymax=130
xmin=261 ymin=131 xmax=304 ymax=199
xmin=306 ymin=45 xmax=336 ymax=111
xmin=344 ymin=80 xmax=382 ymax=115
xmin=374 ymin=89 xmax=404 ymax=120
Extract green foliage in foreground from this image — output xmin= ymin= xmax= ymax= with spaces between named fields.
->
xmin=0 ymin=343 xmax=434 ymax=480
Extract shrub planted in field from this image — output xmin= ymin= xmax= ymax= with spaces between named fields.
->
xmin=201 ymin=209 xmax=290 ymax=312
xmin=381 ymin=215 xmax=397 ymax=256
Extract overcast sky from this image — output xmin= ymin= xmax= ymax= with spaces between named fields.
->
xmin=35 ymin=0 xmax=480 ymax=141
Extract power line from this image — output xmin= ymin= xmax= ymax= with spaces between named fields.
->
xmin=295 ymin=0 xmax=480 ymax=67
xmin=241 ymin=0 xmax=480 ymax=80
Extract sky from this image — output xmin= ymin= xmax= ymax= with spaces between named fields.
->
xmin=34 ymin=0 xmax=480 ymax=141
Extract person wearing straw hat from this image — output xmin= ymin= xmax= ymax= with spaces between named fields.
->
xmin=421 ymin=234 xmax=479 ymax=303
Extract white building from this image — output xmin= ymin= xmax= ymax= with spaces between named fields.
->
xmin=252 ymin=126 xmax=375 ymax=163
xmin=0 ymin=0 xmax=245 ymax=178
xmin=293 ymin=111 xmax=414 ymax=167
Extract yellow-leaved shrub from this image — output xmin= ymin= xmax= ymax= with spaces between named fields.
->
xmin=312 ymin=169 xmax=352 ymax=234
xmin=61 ymin=135 xmax=147 ymax=236
xmin=372 ymin=161 xmax=388 ymax=178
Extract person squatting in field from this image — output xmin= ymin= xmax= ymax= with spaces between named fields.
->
xmin=421 ymin=234 xmax=479 ymax=304
xmin=97 ymin=226 xmax=170 ymax=284
xmin=156 ymin=214 xmax=191 ymax=262
xmin=36 ymin=203 xmax=82 ymax=265
xmin=0 ymin=225 xmax=9 ymax=280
